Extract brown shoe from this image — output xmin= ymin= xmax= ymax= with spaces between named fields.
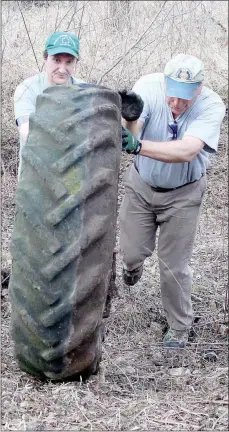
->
xmin=122 ymin=265 xmax=143 ymax=286
xmin=163 ymin=328 xmax=189 ymax=348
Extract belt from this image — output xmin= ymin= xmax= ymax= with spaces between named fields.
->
xmin=134 ymin=162 xmax=200 ymax=192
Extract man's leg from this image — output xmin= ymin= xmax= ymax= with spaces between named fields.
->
xmin=156 ymin=176 xmax=206 ymax=346
xmin=119 ymin=164 xmax=158 ymax=284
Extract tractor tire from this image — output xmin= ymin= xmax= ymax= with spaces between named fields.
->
xmin=9 ymin=84 xmax=121 ymax=380
xmin=103 ymin=249 xmax=118 ymax=318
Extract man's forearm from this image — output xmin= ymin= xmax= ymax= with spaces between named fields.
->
xmin=121 ymin=118 xmax=142 ymax=137
xmin=139 ymin=137 xmax=204 ymax=163
xmin=18 ymin=121 xmax=29 ymax=143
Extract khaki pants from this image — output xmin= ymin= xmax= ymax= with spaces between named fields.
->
xmin=119 ymin=164 xmax=206 ymax=330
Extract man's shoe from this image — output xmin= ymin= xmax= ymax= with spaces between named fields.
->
xmin=122 ymin=265 xmax=143 ymax=286
xmin=163 ymin=328 xmax=189 ymax=348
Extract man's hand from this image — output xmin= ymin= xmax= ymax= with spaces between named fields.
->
xmin=18 ymin=121 xmax=29 ymax=143
xmin=16 ymin=116 xmax=29 ymax=143
xmin=118 ymin=90 xmax=144 ymax=121
xmin=122 ymin=127 xmax=142 ymax=155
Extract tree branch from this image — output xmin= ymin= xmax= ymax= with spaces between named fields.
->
xmin=17 ymin=0 xmax=40 ymax=71
xmin=96 ymin=1 xmax=167 ymax=84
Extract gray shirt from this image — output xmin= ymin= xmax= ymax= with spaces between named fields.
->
xmin=133 ymin=73 xmax=226 ymax=189
xmin=14 ymin=72 xmax=85 ymax=120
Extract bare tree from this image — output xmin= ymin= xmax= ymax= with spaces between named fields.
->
xmin=107 ymin=0 xmax=131 ymax=30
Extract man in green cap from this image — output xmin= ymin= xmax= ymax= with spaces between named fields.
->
xmin=120 ymin=54 xmax=226 ymax=348
xmin=14 ymin=31 xmax=83 ymax=177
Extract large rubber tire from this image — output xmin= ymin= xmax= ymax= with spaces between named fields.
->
xmin=9 ymin=84 xmax=121 ymax=380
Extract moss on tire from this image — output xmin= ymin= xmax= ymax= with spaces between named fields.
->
xmin=9 ymin=84 xmax=121 ymax=380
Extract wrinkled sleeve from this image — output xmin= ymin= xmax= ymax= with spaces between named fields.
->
xmin=14 ymin=81 xmax=37 ymax=123
xmin=184 ymin=100 xmax=226 ymax=153
xmin=132 ymin=78 xmax=152 ymax=125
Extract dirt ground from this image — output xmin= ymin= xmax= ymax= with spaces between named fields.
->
xmin=1 ymin=113 xmax=228 ymax=430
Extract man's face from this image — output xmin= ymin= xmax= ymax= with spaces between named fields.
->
xmin=164 ymin=80 xmax=202 ymax=118
xmin=45 ymin=53 xmax=77 ymax=85
xmin=166 ymin=96 xmax=194 ymax=117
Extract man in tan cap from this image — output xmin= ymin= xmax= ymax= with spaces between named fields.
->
xmin=120 ymin=54 xmax=225 ymax=348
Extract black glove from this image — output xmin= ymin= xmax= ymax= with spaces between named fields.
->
xmin=118 ymin=90 xmax=144 ymax=121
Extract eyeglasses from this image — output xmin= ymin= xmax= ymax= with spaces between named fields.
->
xmin=168 ymin=121 xmax=178 ymax=140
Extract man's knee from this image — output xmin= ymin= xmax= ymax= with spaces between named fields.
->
xmin=159 ymin=261 xmax=192 ymax=287
xmin=121 ymin=239 xmax=155 ymax=270
xmin=121 ymin=246 xmax=144 ymax=271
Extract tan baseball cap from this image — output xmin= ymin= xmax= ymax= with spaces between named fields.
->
xmin=164 ymin=54 xmax=204 ymax=100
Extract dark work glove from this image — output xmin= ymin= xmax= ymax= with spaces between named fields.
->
xmin=122 ymin=127 xmax=142 ymax=155
xmin=118 ymin=90 xmax=144 ymax=121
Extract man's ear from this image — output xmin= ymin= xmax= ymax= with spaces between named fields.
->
xmin=197 ymin=85 xmax=203 ymax=96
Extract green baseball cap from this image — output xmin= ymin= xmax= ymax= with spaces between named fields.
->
xmin=45 ymin=31 xmax=80 ymax=58
xmin=164 ymin=54 xmax=204 ymax=100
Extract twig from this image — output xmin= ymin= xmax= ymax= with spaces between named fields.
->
xmin=75 ymin=401 xmax=93 ymax=430
xmin=96 ymin=0 xmax=167 ymax=84
xmin=149 ymin=341 xmax=228 ymax=347
xmin=1 ymin=274 xmax=10 ymax=286
xmin=211 ymin=410 xmax=228 ymax=429
xmin=135 ymin=0 xmax=203 ymax=62
xmin=86 ymin=21 xmax=107 ymax=81
xmin=148 ymin=416 xmax=190 ymax=427
xmin=66 ymin=3 xmax=78 ymax=31
xmin=208 ymin=69 xmax=228 ymax=81
xmin=224 ymin=289 xmax=228 ymax=322
xmin=199 ymin=400 xmax=228 ymax=406
xmin=118 ymin=0 xmax=136 ymax=78
xmin=129 ymin=407 xmax=147 ymax=427
xmin=1 ymin=160 xmax=6 ymax=176
xmin=55 ymin=3 xmax=76 ymax=30
xmin=17 ymin=1 xmax=40 ymax=72
xmin=74 ymin=9 xmax=128 ymax=34
xmin=77 ymin=1 xmax=87 ymax=39
xmin=54 ymin=2 xmax=60 ymax=31
xmin=103 ymin=346 xmax=136 ymax=393
xmin=191 ymin=293 xmax=204 ymax=302
xmin=1 ymin=36 xmax=6 ymax=62
xmin=174 ymin=404 xmax=209 ymax=417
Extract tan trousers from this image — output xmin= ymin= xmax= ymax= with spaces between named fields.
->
xmin=119 ymin=164 xmax=206 ymax=330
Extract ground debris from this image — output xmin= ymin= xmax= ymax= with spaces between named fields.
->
xmin=169 ymin=367 xmax=191 ymax=377
xmin=203 ymin=351 xmax=218 ymax=362
xmin=1 ymin=268 xmax=10 ymax=289
xmin=1 ymin=116 xmax=228 ymax=432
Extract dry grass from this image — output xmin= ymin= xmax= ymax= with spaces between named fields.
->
xmin=1 ymin=1 xmax=228 ymax=430
xmin=1 ymin=116 xmax=228 ymax=430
